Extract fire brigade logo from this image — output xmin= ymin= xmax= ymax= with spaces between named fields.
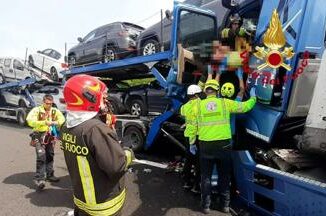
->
xmin=206 ymin=102 xmax=217 ymax=111
xmin=253 ymin=9 xmax=295 ymax=71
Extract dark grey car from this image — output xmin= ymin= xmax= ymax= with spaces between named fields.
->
xmin=136 ymin=0 xmax=228 ymax=56
xmin=68 ymin=22 xmax=144 ymax=65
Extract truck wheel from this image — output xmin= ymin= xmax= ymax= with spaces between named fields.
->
xmin=130 ymin=99 xmax=147 ymax=116
xmin=142 ymin=39 xmax=159 ymax=56
xmin=17 ymin=109 xmax=27 ymax=126
xmin=124 ymin=126 xmax=144 ymax=152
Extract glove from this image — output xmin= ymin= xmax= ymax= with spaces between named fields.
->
xmin=250 ymin=87 xmax=256 ymax=97
xmin=124 ymin=147 xmax=135 ymax=168
xmin=189 ymin=144 xmax=197 ymax=155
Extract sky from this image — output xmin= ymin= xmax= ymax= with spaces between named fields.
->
xmin=0 ymin=0 xmax=174 ymax=60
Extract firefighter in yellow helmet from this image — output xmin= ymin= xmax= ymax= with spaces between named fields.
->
xmin=61 ymin=75 xmax=134 ymax=216
xmin=195 ymin=79 xmax=256 ymax=214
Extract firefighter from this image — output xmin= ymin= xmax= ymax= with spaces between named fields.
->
xmin=180 ymin=84 xmax=202 ymax=193
xmin=61 ymin=74 xmax=134 ymax=216
xmin=26 ymin=94 xmax=65 ymax=190
xmin=196 ymin=79 xmax=256 ymax=214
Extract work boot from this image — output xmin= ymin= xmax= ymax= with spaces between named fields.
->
xmin=34 ymin=180 xmax=45 ymax=190
xmin=221 ymin=206 xmax=230 ymax=213
xmin=46 ymin=175 xmax=60 ymax=182
xmin=202 ymin=207 xmax=210 ymax=214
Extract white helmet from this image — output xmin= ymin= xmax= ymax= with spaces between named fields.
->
xmin=187 ymin=84 xmax=202 ymax=95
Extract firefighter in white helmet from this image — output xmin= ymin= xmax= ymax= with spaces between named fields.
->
xmin=180 ymin=84 xmax=202 ymax=193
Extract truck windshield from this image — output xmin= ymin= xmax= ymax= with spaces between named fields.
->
xmin=178 ymin=10 xmax=216 ymax=51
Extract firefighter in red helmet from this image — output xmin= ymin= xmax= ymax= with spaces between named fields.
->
xmin=60 ymin=74 xmax=134 ymax=216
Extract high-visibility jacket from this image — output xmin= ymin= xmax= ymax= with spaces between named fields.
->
xmin=180 ymin=97 xmax=201 ymax=144
xmin=60 ymin=116 xmax=131 ymax=216
xmin=197 ymin=95 xmax=256 ymax=141
xmin=26 ymin=105 xmax=65 ymax=132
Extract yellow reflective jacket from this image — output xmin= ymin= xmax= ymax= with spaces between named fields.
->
xmin=26 ymin=105 xmax=65 ymax=132
xmin=197 ymin=95 xmax=256 ymax=141
xmin=180 ymin=97 xmax=201 ymax=144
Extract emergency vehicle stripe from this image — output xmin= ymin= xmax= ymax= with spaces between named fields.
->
xmin=74 ymin=189 xmax=126 ymax=215
xmin=77 ymin=156 xmax=96 ymax=205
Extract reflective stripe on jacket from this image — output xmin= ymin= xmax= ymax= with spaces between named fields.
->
xmin=26 ymin=105 xmax=65 ymax=132
xmin=180 ymin=98 xmax=201 ymax=144
xmin=197 ymin=95 xmax=256 ymax=141
xmin=60 ymin=116 xmax=128 ymax=216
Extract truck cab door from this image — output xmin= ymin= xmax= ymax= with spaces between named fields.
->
xmin=242 ymin=0 xmax=309 ymax=142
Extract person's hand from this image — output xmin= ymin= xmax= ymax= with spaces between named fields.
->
xmin=45 ymin=121 xmax=52 ymax=126
xmin=189 ymin=144 xmax=197 ymax=155
xmin=51 ymin=121 xmax=58 ymax=126
xmin=124 ymin=147 xmax=135 ymax=167
xmin=250 ymin=87 xmax=256 ymax=97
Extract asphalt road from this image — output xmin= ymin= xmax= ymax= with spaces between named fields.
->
xmin=0 ymin=119 xmax=228 ymax=216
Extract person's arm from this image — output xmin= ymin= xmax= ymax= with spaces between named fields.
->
xmin=89 ymin=124 xmax=128 ymax=179
xmin=26 ymin=107 xmax=46 ymax=128
xmin=54 ymin=109 xmax=65 ymax=126
xmin=224 ymin=96 xmax=256 ymax=113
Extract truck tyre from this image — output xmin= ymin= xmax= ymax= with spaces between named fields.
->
xmin=124 ymin=126 xmax=144 ymax=152
xmin=17 ymin=109 xmax=27 ymax=126
xmin=130 ymin=99 xmax=147 ymax=116
xmin=142 ymin=39 xmax=159 ymax=56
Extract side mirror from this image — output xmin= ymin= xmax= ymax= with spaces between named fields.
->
xmin=37 ymin=50 xmax=41 ymax=53
xmin=77 ymin=37 xmax=83 ymax=43
xmin=165 ymin=10 xmax=173 ymax=21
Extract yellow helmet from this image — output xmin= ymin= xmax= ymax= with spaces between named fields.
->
xmin=204 ymin=79 xmax=219 ymax=91
xmin=221 ymin=82 xmax=235 ymax=98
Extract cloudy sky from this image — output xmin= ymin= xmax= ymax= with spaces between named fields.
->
xmin=0 ymin=0 xmax=174 ymax=59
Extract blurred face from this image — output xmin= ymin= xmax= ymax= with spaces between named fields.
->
xmin=43 ymin=98 xmax=53 ymax=111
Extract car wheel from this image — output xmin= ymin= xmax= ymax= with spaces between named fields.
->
xmin=28 ymin=56 xmax=34 ymax=67
xmin=130 ymin=99 xmax=147 ymax=116
xmin=69 ymin=54 xmax=76 ymax=66
xmin=50 ymin=67 xmax=59 ymax=81
xmin=17 ymin=109 xmax=27 ymax=126
xmin=142 ymin=39 xmax=159 ymax=56
xmin=0 ymin=73 xmax=6 ymax=83
xmin=123 ymin=126 xmax=144 ymax=152
xmin=103 ymin=46 xmax=116 ymax=63
xmin=108 ymin=100 xmax=119 ymax=114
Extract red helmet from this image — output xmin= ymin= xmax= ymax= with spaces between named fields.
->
xmin=64 ymin=75 xmax=107 ymax=112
